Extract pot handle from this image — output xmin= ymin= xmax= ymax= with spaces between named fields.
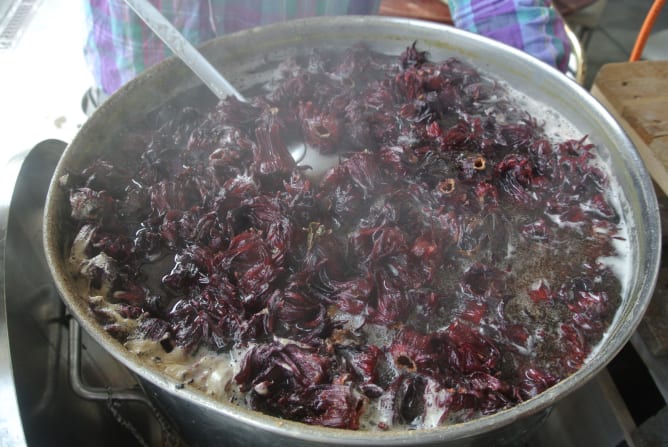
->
xmin=68 ymin=318 xmax=181 ymax=446
xmin=68 ymin=318 xmax=149 ymax=403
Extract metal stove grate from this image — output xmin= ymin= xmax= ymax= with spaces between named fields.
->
xmin=0 ymin=0 xmax=40 ymax=51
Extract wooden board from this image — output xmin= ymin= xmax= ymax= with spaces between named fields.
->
xmin=378 ymin=0 xmax=453 ymax=25
xmin=591 ymin=61 xmax=668 ymax=196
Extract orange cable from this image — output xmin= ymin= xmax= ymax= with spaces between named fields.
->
xmin=629 ymin=0 xmax=666 ymax=61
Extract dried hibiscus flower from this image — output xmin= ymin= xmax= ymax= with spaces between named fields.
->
xmin=64 ymin=42 xmax=627 ymax=431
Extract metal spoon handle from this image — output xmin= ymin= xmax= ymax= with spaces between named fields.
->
xmin=124 ymin=0 xmax=246 ymax=102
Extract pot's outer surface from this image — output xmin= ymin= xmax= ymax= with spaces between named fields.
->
xmin=43 ymin=16 xmax=660 ymax=447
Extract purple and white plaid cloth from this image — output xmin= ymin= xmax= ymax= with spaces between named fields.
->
xmin=84 ymin=0 xmax=382 ymax=94
xmin=84 ymin=0 xmax=571 ymax=95
xmin=448 ymin=0 xmax=571 ymax=72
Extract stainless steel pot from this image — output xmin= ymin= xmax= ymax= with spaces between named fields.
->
xmin=43 ymin=16 xmax=661 ymax=447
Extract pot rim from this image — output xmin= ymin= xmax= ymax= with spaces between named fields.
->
xmin=43 ymin=15 xmax=661 ymax=445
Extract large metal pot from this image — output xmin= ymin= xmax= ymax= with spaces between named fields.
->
xmin=43 ymin=16 xmax=660 ymax=447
